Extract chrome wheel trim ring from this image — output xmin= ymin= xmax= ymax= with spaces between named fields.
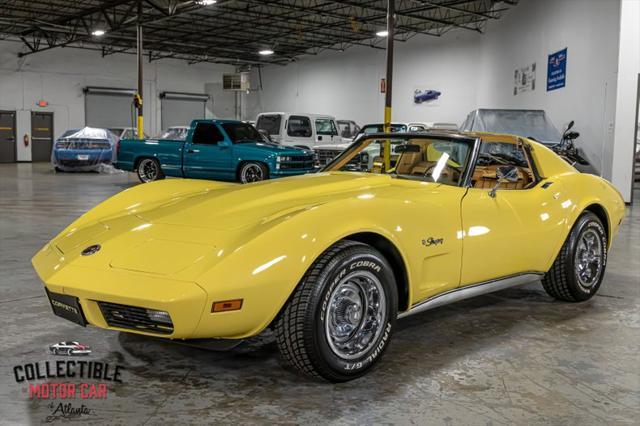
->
xmin=139 ymin=159 xmax=158 ymax=182
xmin=242 ymin=163 xmax=263 ymax=182
xmin=574 ymin=228 xmax=604 ymax=288
xmin=325 ymin=270 xmax=387 ymax=360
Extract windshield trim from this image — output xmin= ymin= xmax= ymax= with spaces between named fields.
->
xmin=322 ymin=132 xmax=480 ymax=187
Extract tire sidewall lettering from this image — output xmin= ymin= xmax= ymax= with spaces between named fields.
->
xmin=317 ymin=256 xmax=394 ymax=374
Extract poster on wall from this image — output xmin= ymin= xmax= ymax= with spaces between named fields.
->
xmin=413 ymin=87 xmax=441 ymax=106
xmin=513 ymin=63 xmax=536 ymax=95
xmin=547 ymin=48 xmax=567 ymax=91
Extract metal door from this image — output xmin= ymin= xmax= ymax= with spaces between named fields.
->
xmin=0 ymin=111 xmax=16 ymax=163
xmin=31 ymin=112 xmax=54 ymax=162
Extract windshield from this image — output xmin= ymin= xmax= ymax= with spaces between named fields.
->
xmin=323 ymin=135 xmax=474 ymax=186
xmin=156 ymin=127 xmax=189 ymax=141
xmin=221 ymin=122 xmax=266 ymax=143
xmin=256 ymin=114 xmax=282 ymax=136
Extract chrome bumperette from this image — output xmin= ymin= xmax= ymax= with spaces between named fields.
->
xmin=398 ymin=273 xmax=543 ymax=319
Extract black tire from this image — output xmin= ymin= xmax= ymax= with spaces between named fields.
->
xmin=54 ymin=166 xmax=63 ymax=172
xmin=542 ymin=212 xmax=607 ymax=302
xmin=136 ymin=158 xmax=164 ymax=183
xmin=275 ymin=240 xmax=398 ymax=382
xmin=238 ymin=161 xmax=269 ymax=183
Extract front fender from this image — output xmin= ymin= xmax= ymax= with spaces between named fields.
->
xmin=189 ymin=197 xmax=411 ymax=339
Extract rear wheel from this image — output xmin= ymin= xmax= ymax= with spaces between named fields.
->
xmin=238 ymin=162 xmax=268 ymax=183
xmin=542 ymin=212 xmax=607 ymax=302
xmin=275 ymin=240 xmax=397 ymax=382
xmin=136 ymin=158 xmax=164 ymax=183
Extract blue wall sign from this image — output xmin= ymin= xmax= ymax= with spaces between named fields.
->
xmin=547 ymin=48 xmax=567 ymax=91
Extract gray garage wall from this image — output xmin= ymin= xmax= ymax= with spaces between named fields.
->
xmin=0 ymin=41 xmax=235 ymax=161
xmin=161 ymin=98 xmax=206 ymax=129
xmin=244 ymin=0 xmax=622 ymax=183
xmin=85 ymin=93 xmax=135 ymax=129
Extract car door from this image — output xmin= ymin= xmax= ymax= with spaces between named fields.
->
xmin=314 ymin=118 xmax=336 ymax=145
xmin=459 ymin=139 xmax=568 ymax=286
xmin=283 ymin=115 xmax=313 ymax=148
xmin=182 ymin=122 xmax=232 ymax=180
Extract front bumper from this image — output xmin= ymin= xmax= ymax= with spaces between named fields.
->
xmin=33 ymin=244 xmax=208 ymax=339
xmin=271 ymin=167 xmax=315 ymax=177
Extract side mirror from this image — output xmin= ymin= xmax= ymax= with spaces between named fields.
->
xmin=566 ymin=120 xmax=574 ymax=131
xmin=395 ymin=143 xmax=421 ymax=153
xmin=489 ymin=166 xmax=519 ymax=198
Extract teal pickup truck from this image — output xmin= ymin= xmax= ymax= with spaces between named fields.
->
xmin=116 ymin=119 xmax=316 ymax=183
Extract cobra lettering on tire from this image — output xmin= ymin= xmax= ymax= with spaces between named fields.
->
xmin=275 ymin=240 xmax=398 ymax=382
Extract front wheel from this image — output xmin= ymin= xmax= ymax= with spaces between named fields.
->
xmin=238 ymin=162 xmax=268 ymax=183
xmin=136 ymin=158 xmax=164 ymax=183
xmin=275 ymin=240 xmax=398 ymax=382
xmin=542 ymin=212 xmax=607 ymax=302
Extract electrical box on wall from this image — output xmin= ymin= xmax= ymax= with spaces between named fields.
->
xmin=223 ymin=72 xmax=250 ymax=91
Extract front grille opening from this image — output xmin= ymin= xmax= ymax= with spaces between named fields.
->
xmin=98 ymin=301 xmax=174 ymax=335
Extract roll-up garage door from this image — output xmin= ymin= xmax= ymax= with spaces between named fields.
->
xmin=84 ymin=87 xmax=136 ymax=129
xmin=160 ymin=92 xmax=209 ymax=130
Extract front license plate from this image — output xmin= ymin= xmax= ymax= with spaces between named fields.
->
xmin=45 ymin=289 xmax=87 ymax=326
xmin=77 ymin=154 xmax=89 ymax=161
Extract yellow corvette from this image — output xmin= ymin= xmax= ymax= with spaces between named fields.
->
xmin=33 ymin=131 xmax=625 ymax=382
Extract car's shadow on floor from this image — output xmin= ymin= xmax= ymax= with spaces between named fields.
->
xmin=58 ymin=283 xmax=597 ymax=420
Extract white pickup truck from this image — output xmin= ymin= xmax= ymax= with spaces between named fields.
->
xmin=255 ymin=112 xmax=341 ymax=149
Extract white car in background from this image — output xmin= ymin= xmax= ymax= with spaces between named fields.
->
xmin=108 ymin=127 xmax=149 ymax=140
xmin=314 ymin=122 xmax=408 ymax=167
xmin=407 ymin=122 xmax=458 ymax=132
xmin=255 ymin=112 xmax=341 ymax=149
xmin=336 ymin=119 xmax=361 ymax=143
xmin=155 ymin=126 xmax=190 ymax=141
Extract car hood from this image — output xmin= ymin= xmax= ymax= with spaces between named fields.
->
xmin=137 ymin=172 xmax=392 ymax=230
xmin=236 ymin=141 xmax=310 ymax=155
xmin=48 ymin=173 xmax=397 ymax=277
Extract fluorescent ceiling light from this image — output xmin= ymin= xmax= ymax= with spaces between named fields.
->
xmin=376 ymin=30 xmax=389 ymax=37
xmin=196 ymin=0 xmax=217 ymax=5
xmin=91 ymin=29 xmax=106 ymax=36
xmin=258 ymin=49 xmax=274 ymax=56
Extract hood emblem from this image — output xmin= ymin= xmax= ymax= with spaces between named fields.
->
xmin=81 ymin=244 xmax=101 ymax=256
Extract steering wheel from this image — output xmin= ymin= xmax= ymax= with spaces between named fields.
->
xmin=425 ymin=164 xmax=461 ymax=183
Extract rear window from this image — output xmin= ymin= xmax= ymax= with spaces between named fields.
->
xmin=256 ymin=115 xmax=282 ymax=136
xmin=221 ymin=122 xmax=264 ymax=143
xmin=287 ymin=116 xmax=312 ymax=138
xmin=192 ymin=123 xmax=225 ymax=145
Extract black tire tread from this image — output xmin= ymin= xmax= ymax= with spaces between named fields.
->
xmin=541 ymin=234 xmax=576 ymax=302
xmin=541 ymin=211 xmax=604 ymax=302
xmin=274 ymin=240 xmax=366 ymax=380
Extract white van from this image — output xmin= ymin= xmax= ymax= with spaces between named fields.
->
xmin=255 ymin=112 xmax=341 ymax=149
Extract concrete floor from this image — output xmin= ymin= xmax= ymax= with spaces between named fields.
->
xmin=1 ymin=163 xmax=638 ymax=425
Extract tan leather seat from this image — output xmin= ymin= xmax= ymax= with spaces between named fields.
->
xmin=471 ymin=165 xmax=532 ymax=190
xmin=395 ymin=152 xmax=424 ymax=174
